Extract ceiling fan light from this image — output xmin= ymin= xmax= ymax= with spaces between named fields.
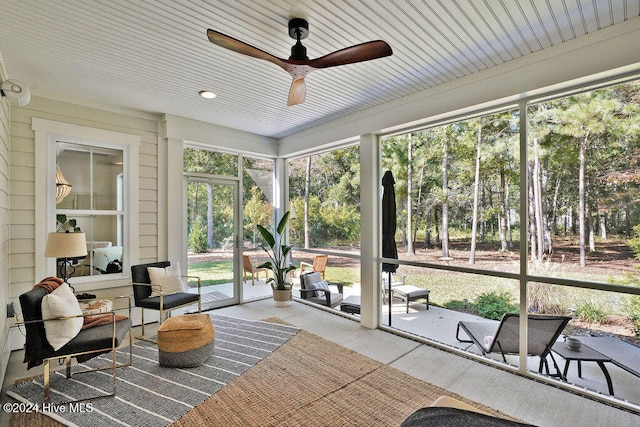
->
xmin=199 ymin=90 xmax=216 ymax=99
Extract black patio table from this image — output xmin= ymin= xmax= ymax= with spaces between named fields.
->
xmin=551 ymin=340 xmax=614 ymax=395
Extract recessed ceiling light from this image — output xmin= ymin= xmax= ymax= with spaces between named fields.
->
xmin=199 ymin=90 xmax=216 ymax=99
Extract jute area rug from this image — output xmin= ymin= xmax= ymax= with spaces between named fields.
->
xmin=11 ymin=317 xmax=519 ymax=426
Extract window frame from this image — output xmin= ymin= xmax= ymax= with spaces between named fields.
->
xmin=374 ymin=77 xmax=640 ymax=386
xmin=33 ymin=118 xmax=140 ymax=289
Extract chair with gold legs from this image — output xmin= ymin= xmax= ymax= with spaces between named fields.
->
xmin=18 ymin=287 xmax=132 ymax=403
xmin=131 ymin=261 xmax=201 ymax=343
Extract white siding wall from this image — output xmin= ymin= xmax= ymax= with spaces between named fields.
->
xmin=0 ymin=62 xmax=11 ymax=389
xmin=9 ymin=97 xmax=161 ymax=299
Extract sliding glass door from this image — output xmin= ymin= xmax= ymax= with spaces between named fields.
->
xmin=186 ymin=175 xmax=240 ymax=309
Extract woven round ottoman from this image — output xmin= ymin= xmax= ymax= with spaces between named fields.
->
xmin=157 ymin=314 xmax=214 ymax=367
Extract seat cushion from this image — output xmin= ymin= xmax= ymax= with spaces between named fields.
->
xmin=393 ymin=285 xmax=429 ymax=298
xmin=309 ymin=292 xmax=343 ymax=308
xmin=136 ymin=292 xmax=200 ymax=310
xmin=54 ymin=318 xmax=132 ymax=358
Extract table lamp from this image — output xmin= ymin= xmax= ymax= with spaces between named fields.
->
xmin=45 ymin=231 xmax=87 ymax=293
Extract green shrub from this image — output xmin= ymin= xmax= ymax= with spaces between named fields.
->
xmin=630 ymin=295 xmax=640 ymax=336
xmin=574 ymin=301 xmax=608 ymax=324
xmin=443 ymin=300 xmax=468 ymax=311
xmin=627 ymin=224 xmax=640 ymax=260
xmin=188 ymin=217 xmax=209 ymax=254
xmin=471 ymin=292 xmax=518 ymax=320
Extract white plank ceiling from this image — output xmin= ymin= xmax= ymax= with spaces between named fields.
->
xmin=0 ymin=0 xmax=639 ymax=139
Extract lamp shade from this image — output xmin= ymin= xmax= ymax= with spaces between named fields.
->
xmin=45 ymin=232 xmax=87 ymax=258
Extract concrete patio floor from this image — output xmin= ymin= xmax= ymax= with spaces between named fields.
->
xmin=210 ymin=279 xmax=640 ymax=409
xmin=2 ymin=293 xmax=639 ymax=426
xmin=213 ymin=299 xmax=640 ymax=425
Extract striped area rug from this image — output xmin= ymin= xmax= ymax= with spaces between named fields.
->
xmin=7 ymin=314 xmax=299 ymax=427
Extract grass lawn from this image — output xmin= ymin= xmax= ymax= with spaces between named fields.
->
xmin=187 ymin=261 xmax=234 ymax=286
xmin=188 ymin=260 xmax=359 ymax=287
xmin=187 ymin=260 xmax=635 ymax=320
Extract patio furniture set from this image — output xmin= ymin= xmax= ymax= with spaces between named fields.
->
xmin=298 ymin=270 xmax=430 ymax=315
xmin=299 ymin=262 xmax=638 ymax=400
xmin=456 ymin=313 xmax=640 ymax=396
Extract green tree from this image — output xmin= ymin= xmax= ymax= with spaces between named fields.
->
xmin=188 ymin=216 xmax=209 ymax=253
xmin=545 ymin=89 xmax=629 ymax=266
xmin=244 ymin=186 xmax=272 ymax=244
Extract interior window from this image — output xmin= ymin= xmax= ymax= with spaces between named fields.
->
xmin=55 ymin=142 xmax=125 ymax=278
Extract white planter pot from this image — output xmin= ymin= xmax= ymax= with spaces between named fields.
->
xmin=272 ymin=288 xmax=292 ymax=307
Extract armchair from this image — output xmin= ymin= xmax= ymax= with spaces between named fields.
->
xmin=18 ymin=286 xmax=132 ymax=403
xmin=299 ymin=254 xmax=328 ymax=279
xmin=300 ymin=272 xmax=344 ymax=308
xmin=243 ymin=254 xmax=268 ymax=285
xmin=131 ymin=261 xmax=201 ymax=343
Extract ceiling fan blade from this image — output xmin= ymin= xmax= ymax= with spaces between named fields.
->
xmin=288 ymin=78 xmax=306 ymax=106
xmin=207 ymin=29 xmax=286 ymax=69
xmin=309 ymin=40 xmax=392 ymax=69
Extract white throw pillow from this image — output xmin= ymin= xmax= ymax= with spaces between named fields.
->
xmin=41 ymin=282 xmax=84 ymax=351
xmin=148 ymin=263 xmax=186 ymax=297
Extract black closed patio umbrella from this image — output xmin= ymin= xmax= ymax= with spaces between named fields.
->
xmin=382 ymin=170 xmax=398 ymax=326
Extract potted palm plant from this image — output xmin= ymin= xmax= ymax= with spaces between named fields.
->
xmin=256 ymin=211 xmax=296 ymax=307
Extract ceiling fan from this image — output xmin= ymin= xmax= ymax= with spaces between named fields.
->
xmin=207 ymin=18 xmax=393 ymax=106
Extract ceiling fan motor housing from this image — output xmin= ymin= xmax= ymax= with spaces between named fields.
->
xmin=288 ymin=18 xmax=310 ymax=60
xmin=288 ymin=18 xmax=309 ymax=40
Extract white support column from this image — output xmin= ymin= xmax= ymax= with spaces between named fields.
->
xmin=518 ymin=102 xmax=529 ymax=372
xmin=167 ymin=137 xmax=186 ymax=268
xmin=359 ymin=134 xmax=380 ymax=329
xmin=157 ymin=121 xmax=168 ymax=262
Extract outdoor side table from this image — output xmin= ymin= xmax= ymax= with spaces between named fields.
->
xmin=551 ymin=340 xmax=614 ymax=395
xmin=340 ymin=295 xmax=361 ymax=315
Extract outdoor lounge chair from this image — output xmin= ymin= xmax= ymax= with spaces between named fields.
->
xmin=299 ymin=254 xmax=328 ymax=279
xmin=243 ymin=254 xmax=268 ymax=285
xmin=456 ymin=313 xmax=570 ymax=376
xmin=300 ymin=272 xmax=344 ymax=308
xmin=382 ymin=273 xmax=429 ymax=312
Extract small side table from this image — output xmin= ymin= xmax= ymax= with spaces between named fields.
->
xmin=78 ymin=298 xmax=113 ymax=316
xmin=551 ymin=341 xmax=615 ymax=395
xmin=340 ymin=295 xmax=361 ymax=315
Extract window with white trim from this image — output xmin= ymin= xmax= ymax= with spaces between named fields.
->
xmin=33 ymin=118 xmax=140 ymax=287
